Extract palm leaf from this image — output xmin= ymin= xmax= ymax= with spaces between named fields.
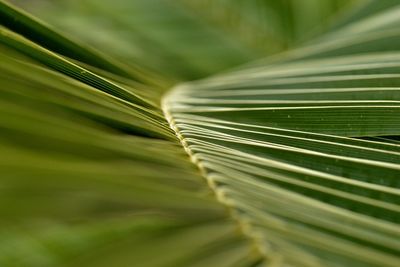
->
xmin=0 ymin=0 xmax=399 ymax=266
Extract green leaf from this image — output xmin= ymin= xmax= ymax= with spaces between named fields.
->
xmin=0 ymin=0 xmax=399 ymax=267
xmin=162 ymin=4 xmax=400 ymax=264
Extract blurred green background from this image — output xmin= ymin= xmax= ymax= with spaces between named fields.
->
xmin=10 ymin=0 xmax=358 ymax=80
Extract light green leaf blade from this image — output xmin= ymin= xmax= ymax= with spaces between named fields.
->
xmin=163 ymin=5 xmax=400 ymax=265
xmin=1 ymin=0 xmax=400 ymax=267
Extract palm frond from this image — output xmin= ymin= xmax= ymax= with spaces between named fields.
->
xmin=162 ymin=2 xmax=400 ymax=266
xmin=0 ymin=0 xmax=399 ymax=266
